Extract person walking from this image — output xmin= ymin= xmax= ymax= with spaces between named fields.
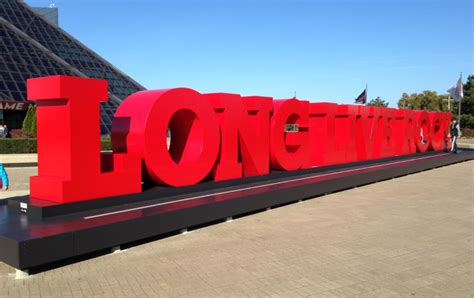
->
xmin=449 ymin=119 xmax=459 ymax=153
xmin=0 ymin=163 xmax=9 ymax=190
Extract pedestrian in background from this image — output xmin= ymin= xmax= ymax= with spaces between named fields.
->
xmin=3 ymin=124 xmax=11 ymax=138
xmin=0 ymin=163 xmax=9 ymax=190
xmin=449 ymin=119 xmax=459 ymax=153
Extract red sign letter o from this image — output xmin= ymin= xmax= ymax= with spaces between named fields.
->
xmin=113 ymin=88 xmax=220 ymax=187
xmin=415 ymin=111 xmax=431 ymax=153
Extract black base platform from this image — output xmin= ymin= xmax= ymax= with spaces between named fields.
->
xmin=1 ymin=150 xmax=473 ymax=271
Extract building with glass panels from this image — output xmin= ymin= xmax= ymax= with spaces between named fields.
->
xmin=31 ymin=6 xmax=58 ymax=26
xmin=0 ymin=0 xmax=145 ymax=134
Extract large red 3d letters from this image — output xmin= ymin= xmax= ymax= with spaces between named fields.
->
xmin=27 ymin=76 xmax=141 ymax=203
xmin=27 ymin=76 xmax=451 ymax=204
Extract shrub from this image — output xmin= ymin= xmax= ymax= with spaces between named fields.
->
xmin=461 ymin=128 xmax=474 ymax=138
xmin=101 ymin=137 xmax=112 ymax=151
xmin=0 ymin=138 xmax=37 ymax=154
xmin=460 ymin=114 xmax=474 ymax=129
xmin=0 ymin=137 xmax=112 ymax=154
xmin=11 ymin=129 xmax=35 ymax=138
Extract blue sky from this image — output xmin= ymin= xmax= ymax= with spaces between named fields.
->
xmin=27 ymin=0 xmax=472 ymax=107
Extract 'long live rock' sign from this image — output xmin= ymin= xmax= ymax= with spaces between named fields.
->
xmin=27 ymin=76 xmax=450 ymax=204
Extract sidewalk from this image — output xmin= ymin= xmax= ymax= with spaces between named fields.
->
xmin=0 ymin=153 xmax=37 ymax=167
xmin=458 ymin=138 xmax=474 ymax=149
xmin=0 ymin=161 xmax=472 ymax=296
xmin=0 ymin=167 xmax=35 ymax=199
xmin=0 ymin=189 xmax=29 ymax=199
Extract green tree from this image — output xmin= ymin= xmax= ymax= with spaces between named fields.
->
xmin=22 ymin=105 xmax=36 ymax=135
xmin=461 ymin=74 xmax=473 ymax=115
xmin=367 ymin=96 xmax=389 ymax=107
xmin=397 ymin=90 xmax=448 ymax=111
xmin=452 ymin=75 xmax=474 ymax=129
xmin=22 ymin=105 xmax=33 ymax=131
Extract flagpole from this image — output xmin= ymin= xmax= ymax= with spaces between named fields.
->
xmin=458 ymin=72 xmax=462 ymax=126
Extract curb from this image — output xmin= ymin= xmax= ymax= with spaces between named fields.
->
xmin=3 ymin=162 xmax=38 ymax=168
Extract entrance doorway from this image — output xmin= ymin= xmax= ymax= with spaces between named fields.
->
xmin=2 ymin=110 xmax=26 ymax=129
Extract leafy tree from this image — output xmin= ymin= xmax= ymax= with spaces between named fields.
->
xmin=463 ymin=75 xmax=474 ymax=115
xmin=367 ymin=96 xmax=389 ymax=107
xmin=397 ymin=90 xmax=448 ymax=111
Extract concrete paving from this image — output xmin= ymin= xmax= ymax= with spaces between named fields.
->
xmin=0 ymin=166 xmax=35 ymax=199
xmin=457 ymin=138 xmax=474 ymax=150
xmin=0 ymin=154 xmax=37 ymax=165
xmin=0 ymin=160 xmax=472 ymax=296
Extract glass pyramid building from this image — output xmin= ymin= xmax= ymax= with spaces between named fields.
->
xmin=0 ymin=0 xmax=146 ymax=134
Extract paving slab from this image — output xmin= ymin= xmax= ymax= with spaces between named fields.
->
xmin=0 ymin=166 xmax=35 ymax=200
xmin=0 ymin=160 xmax=472 ymax=296
xmin=0 ymin=154 xmax=37 ymax=166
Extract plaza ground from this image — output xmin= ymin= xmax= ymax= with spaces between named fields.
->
xmin=0 ymin=160 xmax=472 ymax=296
